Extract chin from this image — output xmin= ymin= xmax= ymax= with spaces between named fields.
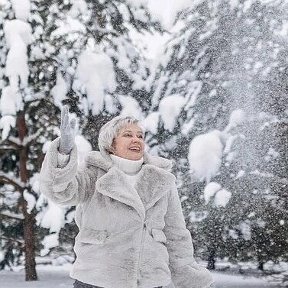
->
xmin=127 ymin=154 xmax=143 ymax=161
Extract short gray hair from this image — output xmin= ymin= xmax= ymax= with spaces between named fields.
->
xmin=98 ymin=115 xmax=144 ymax=158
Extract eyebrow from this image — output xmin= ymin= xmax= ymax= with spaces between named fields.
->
xmin=121 ymin=130 xmax=143 ymax=134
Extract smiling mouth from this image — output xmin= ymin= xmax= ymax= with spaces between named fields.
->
xmin=129 ymin=147 xmax=141 ymax=152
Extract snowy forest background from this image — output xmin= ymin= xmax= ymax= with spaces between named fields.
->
xmin=0 ymin=0 xmax=287 ymax=286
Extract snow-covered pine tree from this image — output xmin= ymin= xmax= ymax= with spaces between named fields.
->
xmin=0 ymin=0 xmax=162 ymax=281
xmin=36 ymin=0 xmax=162 ymax=255
xmin=0 ymin=0 xmax=43 ymax=280
xmin=146 ymin=0 xmax=288 ymax=270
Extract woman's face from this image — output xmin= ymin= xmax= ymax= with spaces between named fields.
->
xmin=112 ymin=123 xmax=145 ymax=161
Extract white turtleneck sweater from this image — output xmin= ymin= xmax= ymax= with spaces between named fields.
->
xmin=110 ymin=154 xmax=143 ymax=188
xmin=57 ymin=152 xmax=143 ymax=190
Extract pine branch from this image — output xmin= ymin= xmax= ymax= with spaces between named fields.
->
xmin=0 ymin=210 xmax=24 ymax=220
xmin=0 ymin=235 xmax=24 ymax=245
xmin=0 ymin=128 xmax=44 ymax=151
xmin=0 ymin=138 xmax=21 ymax=150
xmin=0 ymin=173 xmax=26 ymax=191
xmin=22 ymin=129 xmax=44 ymax=147
xmin=270 ymin=204 xmax=288 ymax=215
xmin=6 ymin=136 xmax=22 ymax=147
xmin=250 ymin=171 xmax=288 ymax=186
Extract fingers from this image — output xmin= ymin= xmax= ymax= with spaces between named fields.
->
xmin=60 ymin=106 xmax=77 ymax=132
xmin=70 ymin=118 xmax=76 ymax=130
xmin=61 ymin=106 xmax=69 ymax=128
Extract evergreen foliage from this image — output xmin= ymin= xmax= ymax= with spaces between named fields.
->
xmin=0 ymin=1 xmax=287 ymax=285
xmin=149 ymin=0 xmax=288 ymax=270
xmin=0 ymin=0 xmax=161 ymax=280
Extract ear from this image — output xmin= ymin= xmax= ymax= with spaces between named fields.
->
xmin=107 ymin=149 xmax=114 ymax=155
xmin=107 ymin=141 xmax=116 ymax=154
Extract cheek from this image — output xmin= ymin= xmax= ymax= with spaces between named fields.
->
xmin=114 ymin=139 xmax=129 ymax=152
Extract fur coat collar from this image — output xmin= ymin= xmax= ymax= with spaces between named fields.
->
xmin=85 ymin=151 xmax=175 ymax=220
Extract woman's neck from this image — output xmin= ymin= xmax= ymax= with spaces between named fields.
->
xmin=110 ymin=154 xmax=143 ymax=175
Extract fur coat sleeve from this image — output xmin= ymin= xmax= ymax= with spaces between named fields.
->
xmin=164 ymin=185 xmax=214 ymax=288
xmin=39 ymin=137 xmax=96 ymax=206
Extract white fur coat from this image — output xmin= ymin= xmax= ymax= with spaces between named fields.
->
xmin=39 ymin=137 xmax=214 ymax=288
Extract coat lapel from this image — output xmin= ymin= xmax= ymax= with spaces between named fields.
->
xmin=88 ymin=151 xmax=175 ymax=220
xmin=96 ymin=166 xmax=146 ymax=220
xmin=136 ymin=164 xmax=175 ymax=211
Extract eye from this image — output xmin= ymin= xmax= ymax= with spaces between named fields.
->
xmin=123 ymin=133 xmax=132 ymax=137
xmin=137 ymin=134 xmax=143 ymax=139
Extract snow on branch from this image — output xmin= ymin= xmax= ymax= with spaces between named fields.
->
xmin=0 ymin=172 xmax=26 ymax=191
xmin=0 ymin=235 xmax=24 ymax=245
xmin=0 ymin=115 xmax=16 ymax=140
xmin=159 ymin=95 xmax=186 ymax=131
xmin=0 ymin=210 xmax=24 ymax=220
xmin=0 ymin=86 xmax=22 ymax=116
xmin=250 ymin=170 xmax=288 ymax=186
xmin=11 ymin=0 xmax=30 ymax=21
xmin=4 ymin=20 xmax=32 ymax=89
xmin=74 ymin=50 xmax=116 ymax=115
xmin=0 ymin=129 xmax=43 ymax=149
xmin=271 ymin=205 xmax=288 ymax=215
xmin=21 ymin=129 xmax=43 ymax=146
xmin=1 ymin=136 xmax=21 ymax=148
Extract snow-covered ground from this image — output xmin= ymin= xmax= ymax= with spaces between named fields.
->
xmin=0 ymin=265 xmax=74 ymax=288
xmin=0 ymin=265 xmax=281 ymax=288
xmin=212 ymin=272 xmax=279 ymax=288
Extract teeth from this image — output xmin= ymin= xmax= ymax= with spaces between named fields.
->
xmin=130 ymin=147 xmax=140 ymax=151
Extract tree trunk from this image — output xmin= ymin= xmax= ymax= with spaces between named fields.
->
xmin=17 ymin=111 xmax=38 ymax=281
xmin=207 ymin=249 xmax=216 ymax=270
xmin=258 ymin=261 xmax=264 ymax=271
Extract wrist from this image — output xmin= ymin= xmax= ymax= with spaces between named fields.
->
xmin=59 ymin=149 xmax=71 ymax=155
xmin=58 ymin=143 xmax=73 ymax=155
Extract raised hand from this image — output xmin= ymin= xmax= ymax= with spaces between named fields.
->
xmin=59 ymin=106 xmax=76 ymax=154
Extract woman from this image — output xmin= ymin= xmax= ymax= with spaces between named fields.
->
xmin=39 ymin=107 xmax=214 ymax=288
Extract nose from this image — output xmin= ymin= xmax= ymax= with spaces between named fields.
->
xmin=132 ymin=136 xmax=142 ymax=143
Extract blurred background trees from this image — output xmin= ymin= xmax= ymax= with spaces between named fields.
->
xmin=0 ymin=0 xmax=287 ymax=284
